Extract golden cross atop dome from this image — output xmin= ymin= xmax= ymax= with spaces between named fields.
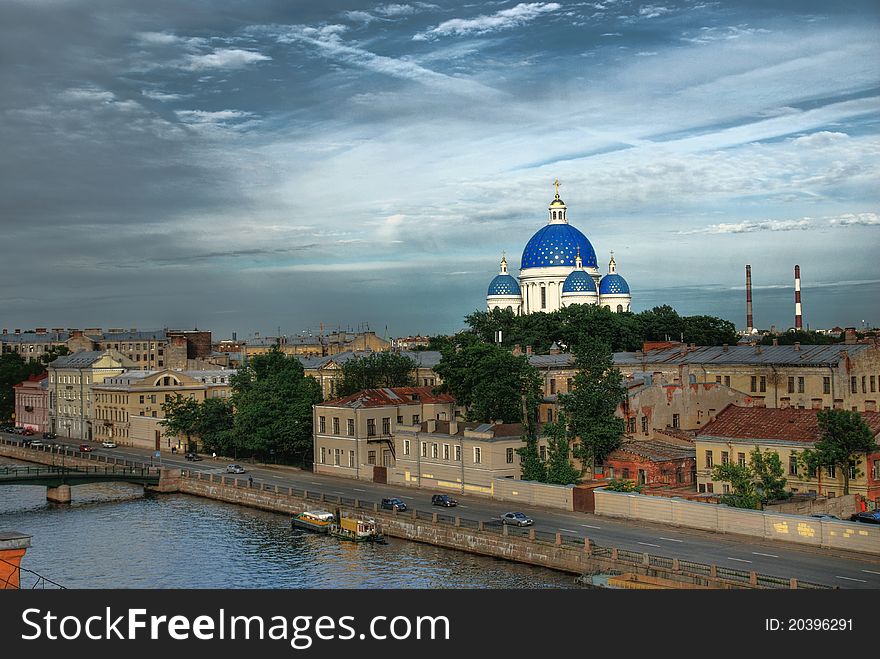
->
xmin=554 ymin=178 xmax=561 ymax=198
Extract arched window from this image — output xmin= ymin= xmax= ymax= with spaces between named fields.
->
xmin=494 ymin=306 xmax=500 ymax=311
xmin=506 ymin=306 xmax=513 ymax=312
xmin=616 ymin=304 xmax=623 ymax=313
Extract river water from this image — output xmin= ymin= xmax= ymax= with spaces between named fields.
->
xmin=0 ymin=477 xmax=576 ymax=589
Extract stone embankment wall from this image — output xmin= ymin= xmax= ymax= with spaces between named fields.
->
xmin=595 ymin=489 xmax=880 ymax=555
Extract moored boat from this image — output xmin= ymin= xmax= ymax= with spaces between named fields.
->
xmin=329 ymin=513 xmax=386 ymax=543
xmin=292 ymin=510 xmax=335 ymax=533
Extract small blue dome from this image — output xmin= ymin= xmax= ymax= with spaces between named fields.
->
xmin=599 ymin=273 xmax=630 ymax=295
xmin=562 ymin=270 xmax=597 ymax=294
xmin=521 ymin=223 xmax=597 ymax=270
xmin=487 ymin=274 xmax=521 ymax=296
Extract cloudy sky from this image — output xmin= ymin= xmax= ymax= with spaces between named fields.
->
xmin=1 ymin=0 xmax=878 ymax=340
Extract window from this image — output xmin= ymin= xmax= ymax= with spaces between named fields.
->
xmin=851 ymin=376 xmax=857 ymax=394
xmin=549 ymin=379 xmax=556 ymax=395
xmin=431 ymin=443 xmax=438 ymax=459
xmin=567 ymin=378 xmax=572 ymax=392
xmin=672 ymin=414 xmax=680 ymax=429
xmin=627 ymin=417 xmax=635 ymax=433
xmin=397 ymin=415 xmax=404 ymax=424
xmin=722 ymin=484 xmax=730 ymax=494
xmin=319 ymin=416 xmax=326 ymax=433
xmin=724 ymin=376 xmax=730 ymax=387
xmin=320 ymin=447 xmax=326 ymax=464
xmin=750 ymin=376 xmax=757 ymax=392
xmin=332 ymin=417 xmax=340 ymax=435
xmin=382 ymin=417 xmax=391 ymax=435
xmin=506 ymin=447 xmax=514 ymax=464
xmin=721 ymin=451 xmax=729 ymax=465
xmin=872 ymin=376 xmax=877 ymax=393
xmin=367 ymin=419 xmax=376 ymax=437
xmin=443 ymin=444 xmax=449 ymax=460
xmin=738 ymin=452 xmax=746 ymax=467
xmin=797 ymin=377 xmax=804 ymax=394
xmin=150 ymin=395 xmax=156 ymax=404
xmin=849 ymin=461 xmax=857 ymax=480
xmin=873 ymin=459 xmax=879 ymax=481
xmin=139 ymin=395 xmax=144 ymax=404
xmin=622 ymin=468 xmax=630 ymax=480
xmin=787 ymin=377 xmax=795 ymax=394
xmin=473 ymin=447 xmax=481 ymax=464
xmin=641 ymin=417 xmax=649 ymax=434
xmin=403 ymin=440 xmax=410 ymax=456
xmin=334 ymin=449 xmax=341 ymax=466
xmin=759 ymin=376 xmax=766 ymax=393
xmin=706 ymin=483 xmax=714 ymax=493
xmin=823 ymin=377 xmax=831 ymax=394
xmin=827 ymin=464 xmax=836 ymax=478
xmin=789 ymin=455 xmax=798 ymax=476
xmin=539 ymin=445 xmax=546 ymax=461
xmin=705 ymin=450 xmax=713 ymax=468
xmin=412 ymin=414 xmax=420 ymax=425
xmin=547 ymin=408 xmax=554 ymax=423
xmin=455 ymin=445 xmax=461 ymax=462
xmin=347 ymin=419 xmax=355 ymax=436
xmin=716 ymin=376 xmax=722 ymax=384
xmin=367 ymin=451 xmax=376 ymax=465
xmin=421 ymin=442 xmax=427 ymax=457
xmin=540 ymin=286 xmax=546 ymax=309
xmin=349 ymin=451 xmax=355 ymax=468
xmin=676 ymin=468 xmax=684 ymax=484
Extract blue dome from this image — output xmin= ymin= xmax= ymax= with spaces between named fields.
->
xmin=487 ymin=274 xmax=521 ymax=296
xmin=521 ymin=223 xmax=597 ymax=270
xmin=562 ymin=270 xmax=597 ymax=294
xmin=599 ymin=273 xmax=630 ymax=295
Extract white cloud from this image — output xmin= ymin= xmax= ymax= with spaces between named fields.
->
xmin=791 ymin=130 xmax=848 ymax=147
xmin=344 ymin=10 xmax=377 ymax=24
xmin=414 ymin=2 xmax=561 ymax=40
xmin=829 ymin=212 xmax=880 ymax=227
xmin=680 ymin=213 xmax=880 ymax=235
xmin=680 ymin=25 xmax=771 ymax=44
xmin=136 ymin=31 xmax=185 ymax=46
xmin=375 ymin=4 xmax=420 ymax=17
xmin=638 ymin=5 xmax=670 ymax=19
xmin=183 ymin=48 xmax=271 ymax=70
xmin=61 ymin=87 xmax=116 ymax=103
xmin=141 ymin=89 xmax=186 ymax=102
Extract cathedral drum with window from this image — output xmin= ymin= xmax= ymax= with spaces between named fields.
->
xmin=486 ymin=181 xmax=632 ymax=315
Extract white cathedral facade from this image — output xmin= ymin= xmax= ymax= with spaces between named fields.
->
xmin=486 ymin=183 xmax=632 ymax=315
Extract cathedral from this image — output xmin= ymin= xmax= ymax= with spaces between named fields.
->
xmin=486 ymin=181 xmax=632 ymax=315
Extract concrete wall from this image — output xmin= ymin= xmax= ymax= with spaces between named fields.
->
xmin=493 ymin=478 xmax=574 ymax=510
xmin=764 ymin=494 xmax=859 ymax=518
xmin=595 ymin=489 xmax=880 ymax=555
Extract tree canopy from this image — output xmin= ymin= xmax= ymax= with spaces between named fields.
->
xmin=712 ymin=446 xmax=789 ymax=509
xmin=0 ymin=353 xmax=46 ymax=423
xmin=337 ymin=352 xmax=418 ymax=397
xmin=800 ymin=409 xmax=878 ymax=495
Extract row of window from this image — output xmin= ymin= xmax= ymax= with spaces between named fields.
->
xmin=51 ymin=374 xmax=92 ymax=385
xmin=102 ymin=342 xmax=165 ymax=353
xmin=852 ymin=375 xmax=879 ymax=394
xmin=704 ymin=449 xmax=865 ymax=480
xmin=318 ymin=415 xmax=420 ymax=437
xmin=400 ymin=441 xmax=516 ymax=465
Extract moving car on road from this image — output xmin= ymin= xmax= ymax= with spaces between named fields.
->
xmin=102 ymin=441 xmax=117 ymax=448
xmin=850 ymin=511 xmax=880 ymax=524
xmin=501 ymin=512 xmax=533 ymax=527
xmin=226 ymin=464 xmax=246 ymax=474
xmin=431 ymin=494 xmax=458 ymax=507
xmin=79 ymin=444 xmax=92 ymax=452
xmin=185 ymin=452 xmax=203 ymax=461
xmin=28 ymin=439 xmax=43 ymax=447
xmin=43 ymin=432 xmax=57 ymax=439
xmin=381 ymin=497 xmax=407 ymax=512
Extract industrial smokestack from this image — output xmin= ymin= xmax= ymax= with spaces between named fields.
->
xmin=745 ymin=264 xmax=753 ymax=334
xmin=794 ymin=265 xmax=802 ymax=330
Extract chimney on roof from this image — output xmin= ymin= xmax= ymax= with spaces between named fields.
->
xmin=755 ymin=344 xmax=763 ymax=354
xmin=14 ymin=329 xmax=21 ymax=335
xmin=2 ymin=329 xmax=6 ymax=335
xmin=772 ymin=338 xmax=778 ymax=347
xmin=448 ymin=420 xmax=458 ymax=435
xmin=35 ymin=328 xmax=47 ymax=335
xmin=426 ymin=418 xmax=437 ymax=433
xmin=844 ymin=328 xmax=857 ymax=345
xmin=794 ymin=265 xmax=803 ymax=330
xmin=722 ymin=344 xmax=728 ymax=352
xmin=232 ymin=332 xmax=237 ymax=342
xmin=794 ymin=342 xmax=800 ymax=352
xmin=525 ymin=346 xmax=533 ymax=356
xmin=690 ymin=343 xmax=696 ymax=351
xmin=549 ymin=342 xmax=560 ymax=355
xmin=512 ymin=345 xmax=522 ymax=356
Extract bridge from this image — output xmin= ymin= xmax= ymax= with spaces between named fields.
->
xmin=0 ymin=465 xmax=161 ymax=502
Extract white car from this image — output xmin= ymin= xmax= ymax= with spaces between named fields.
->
xmin=226 ymin=464 xmax=246 ymax=474
xmin=501 ymin=512 xmax=534 ymax=527
xmin=102 ymin=441 xmax=117 ymax=448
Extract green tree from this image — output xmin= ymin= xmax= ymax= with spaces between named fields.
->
xmin=800 ymin=409 xmax=879 ymax=495
xmin=750 ymin=447 xmax=789 ymax=502
xmin=637 ymin=305 xmax=684 ymax=342
xmin=39 ymin=345 xmax=70 ymax=366
xmin=711 ymin=461 xmax=761 ymax=509
xmin=605 ymin=478 xmax=643 ymax=493
xmin=760 ymin=330 xmax=839 ymax=346
xmin=434 ymin=333 xmax=542 ymax=424
xmin=558 ymin=340 xmax=626 ymax=476
xmin=337 ymin=352 xmax=418 ymax=397
xmin=682 ymin=315 xmax=738 ymax=346
xmin=0 ymin=353 xmax=47 ymax=423
xmin=542 ymin=413 xmax=582 ymax=485
xmin=160 ymin=394 xmax=201 ymax=451
xmin=231 ymin=347 xmax=323 ymax=465
xmin=195 ymin=397 xmax=235 ymax=455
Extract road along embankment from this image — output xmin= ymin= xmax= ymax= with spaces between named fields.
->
xmin=0 ymin=440 xmax=828 ymax=589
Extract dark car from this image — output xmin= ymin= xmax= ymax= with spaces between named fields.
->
xmin=184 ymin=452 xmax=203 ymax=461
xmin=431 ymin=494 xmax=458 ymax=507
xmin=43 ymin=432 xmax=57 ymax=439
xmin=79 ymin=444 xmax=92 ymax=452
xmin=381 ymin=497 xmax=407 ymax=512
xmin=850 ymin=511 xmax=880 ymax=524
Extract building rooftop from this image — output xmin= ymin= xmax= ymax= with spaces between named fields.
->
xmin=610 ymin=439 xmax=696 ymax=462
xmin=0 ymin=331 xmax=69 ymax=344
xmin=297 ymin=350 xmax=442 ymax=370
xmin=698 ymin=405 xmax=880 ymax=444
xmin=49 ymin=351 xmax=108 ymax=368
xmin=322 ymin=386 xmax=455 ymax=409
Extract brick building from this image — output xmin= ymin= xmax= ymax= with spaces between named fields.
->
xmin=13 ymin=373 xmax=49 ymax=433
xmin=602 ymin=439 xmax=696 ymax=489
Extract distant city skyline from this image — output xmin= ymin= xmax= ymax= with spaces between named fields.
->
xmin=1 ymin=1 xmax=877 ymax=339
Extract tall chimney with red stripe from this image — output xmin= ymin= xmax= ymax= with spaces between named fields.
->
xmin=745 ymin=264 xmax=753 ymax=334
xmin=794 ymin=265 xmax=803 ymax=330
